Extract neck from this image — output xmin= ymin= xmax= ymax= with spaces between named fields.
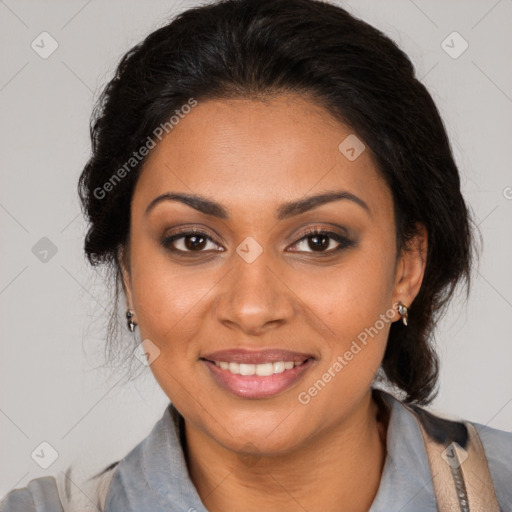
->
xmin=183 ymin=389 xmax=390 ymax=512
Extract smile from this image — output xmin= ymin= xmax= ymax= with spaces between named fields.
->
xmin=211 ymin=360 xmax=306 ymax=376
xmin=201 ymin=355 xmax=315 ymax=399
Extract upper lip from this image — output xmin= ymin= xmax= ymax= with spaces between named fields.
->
xmin=201 ymin=349 xmax=315 ymax=364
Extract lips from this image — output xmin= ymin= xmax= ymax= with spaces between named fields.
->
xmin=200 ymin=348 xmax=316 ymax=399
xmin=200 ymin=348 xmax=315 ymax=364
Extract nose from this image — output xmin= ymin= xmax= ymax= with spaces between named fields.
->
xmin=214 ymin=251 xmax=296 ymax=336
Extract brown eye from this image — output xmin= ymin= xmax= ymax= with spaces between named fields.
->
xmin=306 ymin=233 xmax=331 ymax=251
xmin=289 ymin=229 xmax=354 ymax=254
xmin=182 ymin=233 xmax=208 ymax=251
xmin=161 ymin=229 xmax=222 ymax=254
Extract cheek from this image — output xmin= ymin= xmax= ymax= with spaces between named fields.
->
xmin=129 ymin=255 xmax=211 ymax=405
xmin=294 ymin=252 xmax=395 ymax=423
xmin=303 ymin=237 xmax=397 ymax=340
xmin=128 ymin=239 xmax=213 ymax=357
xmin=294 ymin=233 xmax=396 ymax=390
xmin=133 ymin=272 xmax=200 ymax=334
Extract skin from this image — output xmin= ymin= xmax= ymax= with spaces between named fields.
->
xmin=120 ymin=94 xmax=428 ymax=512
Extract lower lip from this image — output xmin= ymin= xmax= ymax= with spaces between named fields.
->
xmin=202 ymin=358 xmax=315 ymax=399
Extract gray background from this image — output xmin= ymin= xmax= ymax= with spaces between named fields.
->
xmin=1 ymin=0 xmax=511 ymax=498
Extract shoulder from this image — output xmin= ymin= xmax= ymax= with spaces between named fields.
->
xmin=469 ymin=420 xmax=512 ymax=509
xmin=0 ymin=476 xmax=63 ymax=512
xmin=375 ymin=389 xmax=512 ymax=511
xmin=0 ymin=463 xmax=119 ymax=512
xmin=408 ymin=400 xmax=512 ymax=510
xmin=473 ymin=419 xmax=512 ymax=464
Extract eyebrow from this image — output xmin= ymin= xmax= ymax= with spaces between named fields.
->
xmin=144 ymin=190 xmax=370 ymax=219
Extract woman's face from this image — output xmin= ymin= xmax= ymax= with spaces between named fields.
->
xmin=121 ymin=94 xmax=426 ymax=455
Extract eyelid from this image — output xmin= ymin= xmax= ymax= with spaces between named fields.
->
xmin=293 ymin=224 xmax=349 ymax=240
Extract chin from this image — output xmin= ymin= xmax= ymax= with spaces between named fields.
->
xmin=207 ymin=405 xmax=320 ymax=455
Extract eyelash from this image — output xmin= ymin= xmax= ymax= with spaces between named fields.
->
xmin=161 ymin=227 xmax=355 ymax=256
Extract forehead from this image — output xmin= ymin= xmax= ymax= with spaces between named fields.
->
xmin=132 ymin=95 xmax=391 ymax=219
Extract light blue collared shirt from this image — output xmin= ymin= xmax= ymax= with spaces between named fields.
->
xmin=1 ymin=389 xmax=511 ymax=511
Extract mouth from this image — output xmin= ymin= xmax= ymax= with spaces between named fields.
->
xmin=199 ymin=349 xmax=316 ymax=399
xmin=200 ymin=358 xmax=312 ymax=376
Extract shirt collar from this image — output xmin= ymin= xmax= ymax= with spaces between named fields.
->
xmin=369 ymin=389 xmax=436 ymax=511
xmin=104 ymin=388 xmax=436 ymax=512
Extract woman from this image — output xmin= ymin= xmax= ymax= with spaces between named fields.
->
xmin=1 ymin=0 xmax=510 ymax=510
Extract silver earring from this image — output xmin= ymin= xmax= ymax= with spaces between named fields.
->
xmin=126 ymin=310 xmax=137 ymax=332
xmin=397 ymin=303 xmax=408 ymax=326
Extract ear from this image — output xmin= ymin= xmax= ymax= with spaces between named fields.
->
xmin=391 ymin=223 xmax=428 ymax=317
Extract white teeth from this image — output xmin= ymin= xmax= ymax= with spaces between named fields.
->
xmin=213 ymin=360 xmax=306 ymax=376
xmin=256 ymin=363 xmax=273 ymax=376
xmin=273 ymin=361 xmax=285 ymax=374
xmin=229 ymin=362 xmax=240 ymax=374
xmin=239 ymin=363 xmax=256 ymax=376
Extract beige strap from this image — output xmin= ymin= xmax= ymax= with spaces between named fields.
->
xmin=96 ymin=467 xmax=117 ymax=511
xmin=415 ymin=416 xmax=500 ymax=512
xmin=462 ymin=423 xmax=501 ymax=512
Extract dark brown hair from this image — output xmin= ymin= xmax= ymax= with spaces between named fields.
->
xmin=78 ymin=0 xmax=478 ymax=405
